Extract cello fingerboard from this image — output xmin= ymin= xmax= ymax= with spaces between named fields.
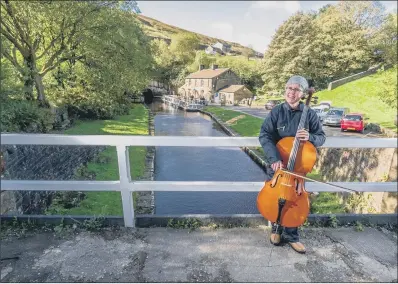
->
xmin=287 ymin=105 xmax=309 ymax=171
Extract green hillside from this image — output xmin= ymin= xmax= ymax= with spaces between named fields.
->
xmin=316 ymin=68 xmax=397 ymax=130
xmin=136 ymin=14 xmax=260 ymax=56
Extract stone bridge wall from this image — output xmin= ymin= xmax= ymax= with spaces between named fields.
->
xmin=0 ymin=145 xmax=105 ymax=215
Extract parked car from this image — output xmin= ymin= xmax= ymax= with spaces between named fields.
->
xmin=313 ymin=107 xmax=328 ymax=122
xmin=323 ymin=107 xmax=350 ymax=126
xmin=341 ymin=113 xmax=367 ymax=133
xmin=319 ymin=101 xmax=332 ymax=109
xmin=265 ymin=99 xmax=283 ymax=110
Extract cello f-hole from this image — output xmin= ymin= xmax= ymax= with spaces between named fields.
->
xmin=270 ymin=174 xmax=281 ymax=188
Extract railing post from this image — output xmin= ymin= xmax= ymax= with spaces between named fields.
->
xmin=116 ymin=145 xmax=135 ymax=228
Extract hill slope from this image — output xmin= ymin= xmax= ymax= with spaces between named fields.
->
xmin=136 ymin=14 xmax=260 ymax=56
xmin=316 ymin=68 xmax=397 ymax=129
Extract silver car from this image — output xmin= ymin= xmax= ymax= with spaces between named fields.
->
xmin=313 ymin=107 xmax=328 ymax=122
xmin=323 ymin=108 xmax=350 ymax=126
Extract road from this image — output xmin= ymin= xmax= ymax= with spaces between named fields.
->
xmin=223 ymin=106 xmax=384 ymax=137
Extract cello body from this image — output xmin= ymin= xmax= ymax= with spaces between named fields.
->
xmin=257 ymin=130 xmax=317 ymax=227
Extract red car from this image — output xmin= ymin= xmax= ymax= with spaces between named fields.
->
xmin=340 ymin=113 xmax=366 ymax=133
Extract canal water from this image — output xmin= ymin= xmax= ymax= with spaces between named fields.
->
xmin=149 ymin=100 xmax=267 ymax=215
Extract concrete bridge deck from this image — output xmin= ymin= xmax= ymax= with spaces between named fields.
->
xmin=1 ymin=226 xmax=397 ymax=282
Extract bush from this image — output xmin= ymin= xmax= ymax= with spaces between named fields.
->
xmin=47 ymin=87 xmax=132 ymax=120
xmin=1 ymin=99 xmax=55 ymax=133
xmin=66 ymin=100 xmax=131 ymax=120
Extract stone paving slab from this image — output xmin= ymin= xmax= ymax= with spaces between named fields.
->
xmin=1 ymin=226 xmax=397 ymax=282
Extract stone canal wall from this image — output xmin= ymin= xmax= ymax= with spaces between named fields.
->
xmin=135 ymin=105 xmax=156 ymax=214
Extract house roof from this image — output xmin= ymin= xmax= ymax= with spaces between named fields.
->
xmin=206 ymin=46 xmax=224 ymax=54
xmin=186 ymin=68 xmax=230 ymax=79
xmin=218 ymin=85 xmax=246 ymax=93
xmin=214 ymin=41 xmax=231 ymax=47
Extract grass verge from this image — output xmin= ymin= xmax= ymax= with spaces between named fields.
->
xmin=46 ymin=104 xmax=148 ymax=216
xmin=203 ymin=106 xmax=344 ymax=214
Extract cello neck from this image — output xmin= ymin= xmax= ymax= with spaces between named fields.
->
xmin=286 ymin=84 xmax=314 ymax=171
xmin=286 ymin=105 xmax=309 ymax=171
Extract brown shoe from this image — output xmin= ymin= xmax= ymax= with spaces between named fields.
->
xmin=289 ymin=242 xmax=306 ymax=254
xmin=270 ymin=233 xmax=281 ymax=245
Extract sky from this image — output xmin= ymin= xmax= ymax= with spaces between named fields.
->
xmin=136 ymin=1 xmax=397 ymax=53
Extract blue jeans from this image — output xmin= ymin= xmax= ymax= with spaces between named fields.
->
xmin=272 ymin=223 xmax=299 ymax=243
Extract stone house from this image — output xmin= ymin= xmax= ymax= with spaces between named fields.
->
xmin=205 ymin=46 xmax=225 ymax=55
xmin=177 ymin=65 xmax=253 ymax=104
xmin=218 ymin=85 xmax=253 ymax=105
xmin=212 ymin=42 xmax=231 ymax=53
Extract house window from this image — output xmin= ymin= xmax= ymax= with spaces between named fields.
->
xmin=201 ymin=80 xmax=204 ymax=87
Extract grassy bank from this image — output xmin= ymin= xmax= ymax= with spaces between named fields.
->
xmin=315 ymin=68 xmax=397 ymax=130
xmin=203 ymin=106 xmax=345 ymax=214
xmin=46 ymin=105 xmax=149 ymax=216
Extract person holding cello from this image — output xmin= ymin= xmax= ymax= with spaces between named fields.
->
xmin=258 ymin=75 xmax=326 ymax=253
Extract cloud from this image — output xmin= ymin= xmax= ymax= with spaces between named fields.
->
xmin=250 ymin=1 xmax=301 ymax=14
xmin=209 ymin=22 xmax=234 ymax=42
xmin=239 ymin=1 xmax=303 ymax=51
xmin=382 ymin=1 xmax=397 ymax=13
xmin=235 ymin=32 xmax=271 ymax=53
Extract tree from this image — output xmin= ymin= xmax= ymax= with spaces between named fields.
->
xmin=370 ymin=13 xmax=397 ymax=65
xmin=260 ymin=1 xmax=387 ymax=93
xmin=169 ymin=33 xmax=200 ymax=65
xmin=43 ymin=5 xmax=154 ymax=118
xmin=0 ymin=1 xmax=123 ymax=104
xmin=261 ymin=12 xmax=318 ymax=92
xmin=242 ymin=44 xmax=255 ymax=61
xmin=312 ymin=4 xmax=373 ymax=81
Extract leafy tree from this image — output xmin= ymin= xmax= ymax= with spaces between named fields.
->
xmin=169 ymin=33 xmax=200 ymax=65
xmin=1 ymin=1 xmax=104 ymax=103
xmin=371 ymin=13 xmax=397 ymax=65
xmin=261 ymin=12 xmax=318 ymax=92
xmin=45 ymin=6 xmax=154 ymax=118
xmin=260 ymin=1 xmax=388 ymax=93
xmin=1 ymin=0 xmax=151 ymax=107
xmin=242 ymin=44 xmax=255 ymax=60
xmin=312 ymin=4 xmax=373 ymax=81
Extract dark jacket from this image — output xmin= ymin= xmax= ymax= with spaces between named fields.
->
xmin=259 ymin=101 xmax=326 ymax=180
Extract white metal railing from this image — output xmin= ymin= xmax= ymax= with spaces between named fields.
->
xmin=1 ymin=134 xmax=397 ymax=228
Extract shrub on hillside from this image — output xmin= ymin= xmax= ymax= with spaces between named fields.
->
xmin=1 ymin=100 xmax=55 ymax=133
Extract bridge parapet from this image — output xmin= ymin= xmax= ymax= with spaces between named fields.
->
xmin=1 ymin=134 xmax=397 ymax=227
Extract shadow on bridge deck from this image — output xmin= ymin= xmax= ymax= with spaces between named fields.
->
xmin=1 ymin=226 xmax=397 ymax=282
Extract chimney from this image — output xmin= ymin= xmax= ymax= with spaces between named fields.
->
xmin=199 ymin=65 xmax=205 ymax=71
xmin=212 ymin=64 xmax=218 ymax=70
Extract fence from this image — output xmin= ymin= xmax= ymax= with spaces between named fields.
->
xmin=1 ymin=134 xmax=397 ymax=227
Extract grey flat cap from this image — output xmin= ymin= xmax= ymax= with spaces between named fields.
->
xmin=286 ymin=75 xmax=308 ymax=91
